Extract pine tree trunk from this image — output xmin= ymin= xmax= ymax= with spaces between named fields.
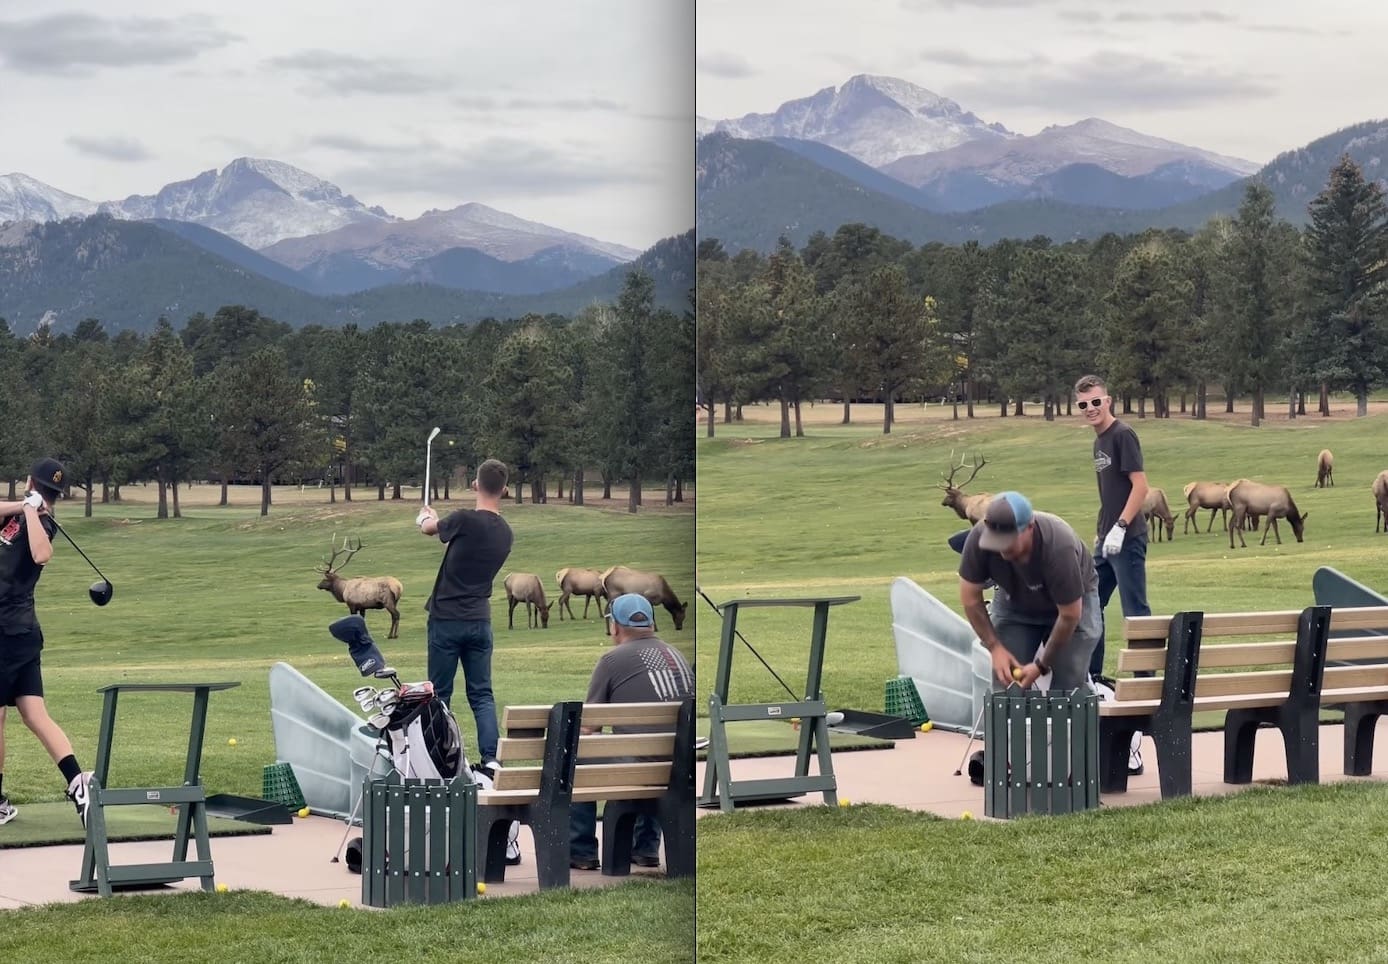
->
xmin=1288 ymin=388 xmax=1297 ymax=419
xmin=675 ymin=477 xmax=683 ymax=502
xmin=628 ymin=475 xmax=641 ymax=514
xmin=377 ymin=482 xmax=386 ymax=501
xmin=841 ymin=397 xmax=850 ymax=425
xmin=794 ymin=400 xmax=804 ymax=437
xmin=86 ymin=475 xmax=94 ymax=517
xmin=707 ymin=403 xmax=715 ymax=437
xmin=779 ymin=396 xmax=791 ymax=438
xmin=1319 ymin=382 xmax=1330 ymax=416
xmin=172 ymin=477 xmax=182 ymax=519
xmin=1013 ymin=398 xmax=1023 ymax=417
xmin=1358 ymin=391 xmax=1369 ymax=417
xmin=573 ymin=467 xmax=585 ymax=506
xmin=156 ymin=469 xmax=169 ymax=520
xmin=883 ymin=395 xmax=894 ymax=434
xmin=666 ymin=474 xmax=675 ymax=506
xmin=261 ymin=477 xmax=273 ymax=516
xmin=602 ymin=475 xmax=612 ymax=500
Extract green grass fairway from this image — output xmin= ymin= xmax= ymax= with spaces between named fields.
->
xmin=0 ymin=803 xmax=269 ymax=848
xmin=696 ymin=403 xmax=1388 ymax=716
xmin=0 ymin=486 xmax=693 ymax=961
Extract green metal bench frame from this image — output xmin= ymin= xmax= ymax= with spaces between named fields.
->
xmin=698 ymin=595 xmax=859 ymax=812
xmin=70 ymin=681 xmax=240 ymax=897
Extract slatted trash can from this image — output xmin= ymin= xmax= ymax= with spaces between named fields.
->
xmin=984 ymin=685 xmax=1099 ymax=819
xmin=362 ymin=775 xmax=477 ymax=907
xmin=261 ymin=762 xmax=306 ymax=811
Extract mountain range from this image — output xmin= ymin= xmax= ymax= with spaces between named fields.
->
xmin=698 ymin=74 xmax=1388 ymax=251
xmin=0 ymin=157 xmax=646 ymax=304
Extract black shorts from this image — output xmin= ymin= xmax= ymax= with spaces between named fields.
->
xmin=0 ymin=629 xmax=45 ymax=704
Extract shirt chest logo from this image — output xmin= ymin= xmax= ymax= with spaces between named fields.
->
xmin=1094 ymin=451 xmax=1112 ymax=473
xmin=0 ymin=518 xmax=19 ymax=546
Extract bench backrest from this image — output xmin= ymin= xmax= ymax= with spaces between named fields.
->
xmin=493 ymin=699 xmax=693 ymax=797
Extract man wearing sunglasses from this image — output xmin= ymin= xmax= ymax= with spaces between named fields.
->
xmin=957 ymin=491 xmax=1101 ymax=692
xmin=1073 ymin=374 xmax=1151 ymax=681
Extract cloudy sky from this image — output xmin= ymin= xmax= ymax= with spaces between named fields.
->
xmin=697 ymin=0 xmax=1388 ymax=166
xmin=1 ymin=0 xmax=693 ymax=251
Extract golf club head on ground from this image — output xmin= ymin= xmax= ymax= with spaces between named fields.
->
xmin=89 ymin=580 xmax=113 ymax=606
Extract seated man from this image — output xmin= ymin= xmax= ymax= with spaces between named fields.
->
xmin=569 ymin=592 xmax=694 ymax=872
xmin=957 ymin=491 xmax=1101 ymax=692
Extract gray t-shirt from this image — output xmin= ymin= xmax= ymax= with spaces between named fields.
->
xmin=1094 ymin=419 xmax=1146 ymax=539
xmin=587 ymin=635 xmax=695 ymax=731
xmin=958 ymin=511 xmax=1097 ymax=615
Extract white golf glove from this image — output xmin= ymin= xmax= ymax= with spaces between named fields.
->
xmin=1102 ymin=523 xmax=1126 ymax=557
xmin=415 ymin=507 xmax=431 ymax=528
xmin=23 ymin=491 xmax=44 ymax=509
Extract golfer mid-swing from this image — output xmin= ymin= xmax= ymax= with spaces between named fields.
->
xmin=957 ymin=491 xmax=1102 ymax=693
xmin=0 ymin=458 xmax=94 ymax=827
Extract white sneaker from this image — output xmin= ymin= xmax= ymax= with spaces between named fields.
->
xmin=0 ymin=795 xmax=17 ymax=825
xmin=66 ymin=771 xmax=94 ymax=827
xmin=1128 ymin=745 xmax=1144 ymax=776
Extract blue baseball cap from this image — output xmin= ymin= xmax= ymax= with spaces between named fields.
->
xmin=608 ymin=593 xmax=655 ymax=628
xmin=979 ymin=491 xmax=1034 ymax=551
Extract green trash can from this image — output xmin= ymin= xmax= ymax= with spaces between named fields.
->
xmin=883 ymin=676 xmax=929 ymax=727
xmin=361 ymin=774 xmax=477 ymax=907
xmin=261 ymin=762 xmax=306 ymax=811
xmin=983 ymin=685 xmax=1099 ymax=819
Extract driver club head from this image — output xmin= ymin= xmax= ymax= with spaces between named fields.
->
xmin=88 ymin=580 xmax=113 ymax=607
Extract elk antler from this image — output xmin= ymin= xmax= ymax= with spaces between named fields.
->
xmin=941 ymin=451 xmax=988 ymax=490
xmin=316 ymin=534 xmax=364 ymax=574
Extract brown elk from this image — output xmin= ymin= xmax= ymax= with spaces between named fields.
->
xmin=555 ymin=567 xmax=605 ymax=621
xmin=1182 ymin=481 xmax=1231 ymax=534
xmin=315 ymin=536 xmax=404 ymax=639
xmin=504 ymin=572 xmax=553 ymax=629
xmin=1374 ymin=471 xmax=1388 ymax=533
xmin=599 ymin=566 xmax=688 ymax=630
xmin=1227 ymin=480 xmax=1308 ymax=548
xmin=1315 ymin=449 xmax=1335 ymax=488
xmin=939 ymin=453 xmax=991 ymax=523
xmin=1143 ymin=487 xmax=1175 ymax=542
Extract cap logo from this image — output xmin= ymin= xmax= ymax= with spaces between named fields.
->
xmin=52 ymin=470 xmax=62 ymax=484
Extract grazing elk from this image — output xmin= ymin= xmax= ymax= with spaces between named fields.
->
xmin=1227 ymin=479 xmax=1308 ymax=548
xmin=555 ymin=567 xmax=605 ymax=621
xmin=315 ymin=536 xmax=404 ymax=639
xmin=1183 ymin=481 xmax=1231 ymax=534
xmin=1374 ymin=470 xmax=1388 ymax=533
xmin=939 ymin=453 xmax=991 ymax=523
xmin=1315 ymin=449 xmax=1335 ymax=488
xmin=599 ymin=566 xmax=688 ymax=630
xmin=1143 ymin=487 xmax=1175 ymax=542
xmin=504 ymin=572 xmax=553 ymax=629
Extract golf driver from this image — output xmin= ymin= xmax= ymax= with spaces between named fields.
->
xmin=416 ymin=426 xmax=441 ymax=526
xmin=48 ymin=515 xmax=113 ymax=606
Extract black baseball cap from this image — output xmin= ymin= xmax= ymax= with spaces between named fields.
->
xmin=30 ymin=458 xmax=66 ymax=498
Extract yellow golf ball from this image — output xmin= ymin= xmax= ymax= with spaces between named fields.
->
xmin=215 ymin=883 xmax=229 ymax=893
xmin=1011 ymin=667 xmax=1024 ymax=682
xmin=298 ymin=807 xmax=310 ymax=818
xmin=227 ymin=738 xmax=237 ymax=746
xmin=920 ymin=721 xmax=933 ymax=733
xmin=338 ymin=899 xmax=350 ymax=908
xmin=838 ymin=798 xmax=851 ymax=807
xmin=961 ymin=810 xmax=974 ymax=820
xmin=476 ymin=882 xmax=486 ymax=894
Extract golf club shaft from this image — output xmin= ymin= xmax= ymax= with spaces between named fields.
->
xmin=424 ymin=439 xmax=433 ymax=507
xmin=954 ymin=702 xmax=988 ymax=774
xmin=49 ymin=519 xmax=108 ymax=583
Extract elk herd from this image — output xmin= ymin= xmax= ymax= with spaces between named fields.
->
xmin=939 ymin=448 xmax=1388 ymax=551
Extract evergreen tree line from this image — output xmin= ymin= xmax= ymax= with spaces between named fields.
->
xmin=696 ymin=156 xmax=1388 ymax=436
xmin=0 ymin=272 xmax=693 ymax=517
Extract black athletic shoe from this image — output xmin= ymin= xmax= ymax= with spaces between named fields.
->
xmin=631 ymin=853 xmax=661 ymax=868
xmin=570 ymin=856 xmax=600 ymax=871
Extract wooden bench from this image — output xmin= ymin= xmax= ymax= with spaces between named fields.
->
xmin=475 ymin=698 xmax=694 ymax=889
xmin=1100 ymin=605 xmax=1388 ymax=797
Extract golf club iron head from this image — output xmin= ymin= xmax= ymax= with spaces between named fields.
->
xmin=88 ymin=580 xmax=113 ymax=606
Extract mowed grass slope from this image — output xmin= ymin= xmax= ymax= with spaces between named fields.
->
xmin=696 ymin=405 xmax=1388 ymax=713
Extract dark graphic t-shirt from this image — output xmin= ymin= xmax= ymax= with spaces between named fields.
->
xmin=957 ymin=511 xmax=1097 ymax=616
xmin=1094 ymin=419 xmax=1147 ymax=539
xmin=425 ymin=509 xmax=514 ymax=621
xmin=586 ymin=637 xmax=695 ymax=740
xmin=0 ymin=511 xmax=56 ymax=646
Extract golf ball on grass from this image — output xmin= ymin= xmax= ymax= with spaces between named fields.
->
xmin=838 ymin=798 xmax=851 ymax=808
xmin=216 ymin=883 xmax=229 ymax=893
xmin=338 ymin=899 xmax=350 ymax=908
xmin=961 ymin=811 xmax=975 ymax=820
xmin=227 ymin=738 xmax=237 ymax=747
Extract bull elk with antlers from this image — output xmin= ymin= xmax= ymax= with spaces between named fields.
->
xmin=315 ymin=536 xmax=404 ymax=638
xmin=1227 ymin=480 xmax=1308 ymax=549
xmin=939 ymin=453 xmax=991 ymax=523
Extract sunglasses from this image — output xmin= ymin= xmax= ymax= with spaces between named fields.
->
xmin=1077 ymin=398 xmax=1107 ymax=410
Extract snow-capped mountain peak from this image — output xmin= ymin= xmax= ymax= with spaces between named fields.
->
xmin=0 ymin=173 xmax=97 ymax=224
xmin=709 ymin=73 xmax=1014 ymax=168
xmin=97 ymin=157 xmax=397 ymax=249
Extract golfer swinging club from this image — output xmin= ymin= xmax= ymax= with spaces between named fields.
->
xmin=956 ymin=491 xmax=1102 ymax=693
xmin=0 ymin=458 xmax=95 ymax=827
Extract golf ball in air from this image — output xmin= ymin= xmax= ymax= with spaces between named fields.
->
xmin=216 ymin=883 xmax=229 ymax=893
xmin=227 ymin=738 xmax=237 ymax=746
xmin=298 ymin=807 xmax=310 ymax=818
xmin=339 ymin=899 xmax=350 ymax=908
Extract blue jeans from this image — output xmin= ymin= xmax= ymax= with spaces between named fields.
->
xmin=427 ymin=618 xmax=498 ymax=762
xmin=570 ymin=802 xmax=661 ymax=862
xmin=1090 ymin=534 xmax=1151 ymax=678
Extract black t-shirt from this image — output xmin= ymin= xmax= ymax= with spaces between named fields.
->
xmin=0 ymin=511 xmax=57 ymax=645
xmin=957 ymin=511 xmax=1097 ymax=616
xmin=1094 ymin=419 xmax=1147 ymax=539
xmin=425 ymin=509 xmax=514 ymax=621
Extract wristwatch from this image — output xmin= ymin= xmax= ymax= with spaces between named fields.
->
xmin=1116 ymin=518 xmax=1129 ymax=529
xmin=1035 ymin=655 xmax=1052 ymax=675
